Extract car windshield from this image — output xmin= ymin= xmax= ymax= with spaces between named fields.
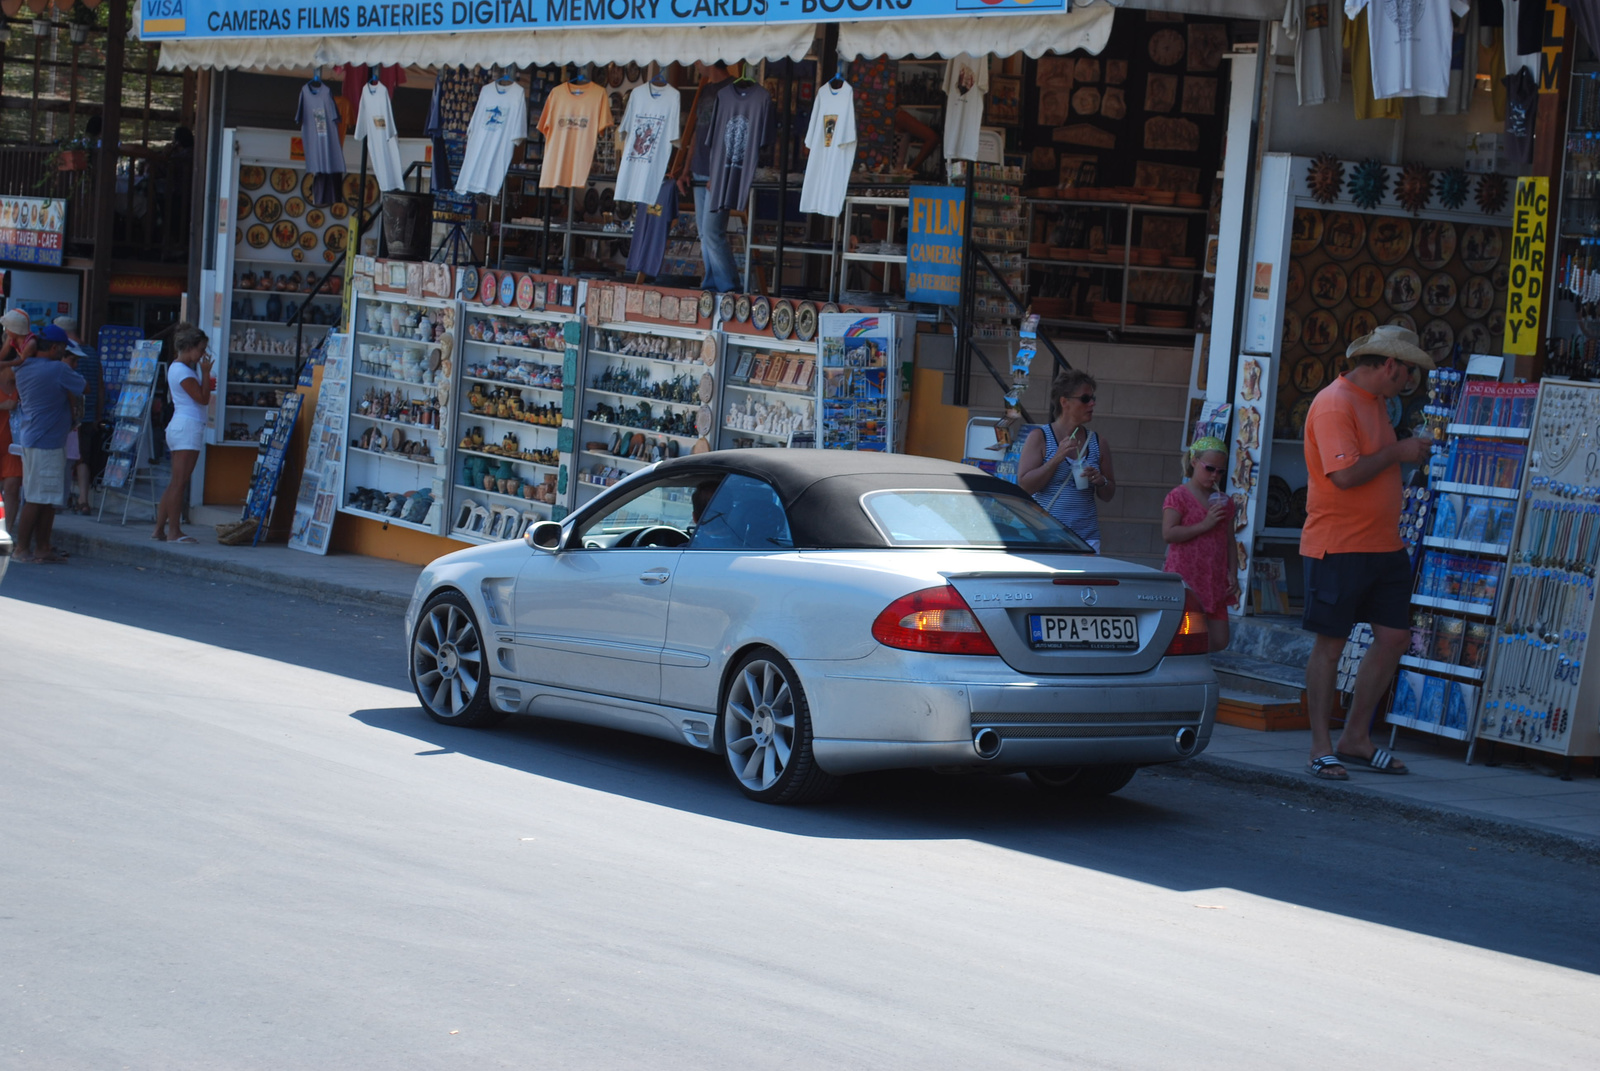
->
xmin=861 ymin=489 xmax=1093 ymax=551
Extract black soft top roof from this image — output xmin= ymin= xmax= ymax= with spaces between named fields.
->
xmin=641 ymin=449 xmax=1035 ymax=549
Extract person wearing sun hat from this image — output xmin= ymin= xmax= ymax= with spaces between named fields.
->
xmin=1300 ymin=324 xmax=1436 ymax=781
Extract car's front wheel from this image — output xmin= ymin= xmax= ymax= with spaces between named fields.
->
xmin=1026 ymin=764 xmax=1138 ymax=799
xmin=411 ymin=591 xmax=505 ymax=728
xmin=721 ymin=648 xmax=838 ymax=804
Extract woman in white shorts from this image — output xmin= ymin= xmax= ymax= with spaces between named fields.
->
xmin=153 ymin=323 xmax=212 ymax=543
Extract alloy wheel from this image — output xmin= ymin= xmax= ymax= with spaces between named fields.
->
xmin=413 ymin=601 xmax=484 ymax=719
xmin=724 ymin=659 xmax=796 ymax=792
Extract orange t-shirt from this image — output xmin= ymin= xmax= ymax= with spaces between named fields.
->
xmin=537 ymin=83 xmax=614 ymax=190
xmin=1300 ymin=374 xmax=1402 ymax=558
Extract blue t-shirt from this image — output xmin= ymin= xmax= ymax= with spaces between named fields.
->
xmin=626 ymin=180 xmax=679 ymax=278
xmin=14 ymin=357 xmax=85 ymax=450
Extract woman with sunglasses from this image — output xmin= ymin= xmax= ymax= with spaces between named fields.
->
xmin=1161 ymin=436 xmax=1239 ymax=652
xmin=1017 ymin=370 xmax=1115 ymax=552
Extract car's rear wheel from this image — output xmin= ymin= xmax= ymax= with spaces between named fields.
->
xmin=721 ymin=649 xmax=838 ymax=804
xmin=1026 ymin=764 xmax=1138 ymax=799
xmin=411 ymin=591 xmax=504 ymax=728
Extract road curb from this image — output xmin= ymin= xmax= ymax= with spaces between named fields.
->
xmin=1171 ymin=754 xmax=1600 ymax=864
xmin=48 ymin=527 xmax=411 ymax=611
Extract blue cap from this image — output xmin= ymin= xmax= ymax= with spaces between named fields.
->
xmin=39 ymin=324 xmax=70 ymax=344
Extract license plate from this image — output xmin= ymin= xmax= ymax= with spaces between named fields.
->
xmin=1028 ymin=614 xmax=1139 ymax=650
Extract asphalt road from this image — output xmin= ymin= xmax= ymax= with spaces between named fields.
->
xmin=4 ymin=559 xmax=1599 ymax=1069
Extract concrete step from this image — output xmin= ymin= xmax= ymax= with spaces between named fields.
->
xmin=1212 ymin=651 xmax=1307 ymax=695
xmin=1228 ymin=613 xmax=1315 ymax=668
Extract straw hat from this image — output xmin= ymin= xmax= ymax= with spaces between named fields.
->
xmin=1345 ymin=324 xmax=1435 ymax=370
xmin=1 ymin=308 xmax=29 ymax=335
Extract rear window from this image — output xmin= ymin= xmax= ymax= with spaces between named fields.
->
xmin=861 ymin=490 xmax=1093 ymax=551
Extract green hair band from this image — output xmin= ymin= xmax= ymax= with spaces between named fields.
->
xmin=1189 ymin=436 xmax=1228 ymax=456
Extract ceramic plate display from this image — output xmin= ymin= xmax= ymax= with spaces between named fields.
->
xmin=246 ymin=224 xmax=270 ymax=249
xmin=1459 ymin=321 xmax=1492 ymax=355
xmin=324 ymin=226 xmax=348 ymax=252
xmin=1422 ymin=271 xmax=1457 ymax=316
xmin=1415 ymin=220 xmax=1457 ymax=270
xmin=330 ymin=201 xmax=349 ymax=220
xmin=699 ymin=373 xmax=716 ymax=404
xmin=771 ymin=299 xmax=794 ymax=340
xmin=516 ymin=274 xmax=536 ymax=310
xmin=751 ymin=296 xmax=771 ymax=330
xmin=696 ymin=406 xmax=714 ymax=437
xmin=462 ymin=267 xmax=479 ymax=299
xmin=1282 ymin=308 xmax=1302 ymax=346
xmin=699 ymin=335 xmax=718 ymax=367
xmin=292 ymin=248 xmax=305 ymax=262
xmin=795 ymin=301 xmax=818 ymax=342
xmin=1460 ymin=274 xmax=1494 ymax=319
xmin=1290 ymin=397 xmax=1314 ymax=439
xmin=1291 ymin=354 xmax=1326 ymax=393
xmin=1310 ymin=262 xmax=1348 ymax=308
xmin=1366 ymin=216 xmax=1412 ymax=265
xmin=1462 ymin=225 xmax=1503 ymax=272
xmin=717 ymin=293 xmax=735 ymax=322
xmin=735 ymin=294 xmax=752 ymax=322
xmin=479 ymin=270 xmax=499 ymax=306
xmin=270 ymin=167 xmax=299 ymax=193
xmin=305 ymin=208 xmax=325 ymax=228
xmin=694 ymin=290 xmax=713 ymax=320
xmin=1302 ymin=309 xmax=1339 ymax=354
xmin=301 ymin=172 xmax=316 ymax=202
xmin=1345 ymin=308 xmax=1378 ymax=344
xmin=1486 ymin=307 xmax=1505 ymax=340
xmin=324 ymin=249 xmax=338 ymax=263
xmin=284 ymin=196 xmax=306 ymax=218
xmin=821 ymin=302 xmax=840 ymax=316
xmin=1388 ymin=312 xmax=1417 ymax=333
xmin=1384 ymin=267 xmax=1421 ymax=311
xmin=493 ymin=272 xmax=512 ymax=307
xmin=1322 ymin=212 xmax=1367 ymax=261
xmin=1420 ymin=318 xmax=1454 ymax=361
xmin=239 ymin=165 xmax=266 ymax=191
xmin=271 ymin=220 xmax=299 ymax=248
xmin=237 ymin=194 xmax=253 ymax=220
xmin=1491 ymin=262 xmax=1509 ymax=291
xmin=1350 ymin=263 xmax=1385 ymax=309
xmin=1285 ymin=260 xmax=1305 ymax=303
xmin=626 ymin=62 xmax=641 ymax=82
xmin=1290 ymin=208 xmax=1324 ymax=256
xmin=298 ymin=230 xmax=318 ymax=250
xmin=254 ymin=195 xmax=283 ymax=224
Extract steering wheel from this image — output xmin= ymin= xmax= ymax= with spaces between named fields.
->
xmin=622 ymin=525 xmax=691 ymax=548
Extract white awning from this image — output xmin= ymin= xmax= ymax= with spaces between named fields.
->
xmin=156 ymin=23 xmax=819 ymax=71
xmin=838 ymin=7 xmax=1115 ymax=61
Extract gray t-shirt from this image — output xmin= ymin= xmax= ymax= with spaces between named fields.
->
xmin=703 ymin=81 xmax=775 ymax=212
xmin=296 ymin=83 xmax=345 ymax=176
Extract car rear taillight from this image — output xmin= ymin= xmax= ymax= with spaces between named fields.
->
xmin=872 ymin=585 xmax=998 ymax=656
xmin=1163 ymin=589 xmax=1211 ymax=656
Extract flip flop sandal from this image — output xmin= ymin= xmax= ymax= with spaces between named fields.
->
xmin=171 ymin=535 xmax=200 ymax=544
xmin=1308 ymin=755 xmax=1348 ymax=781
xmin=1335 ymin=747 xmax=1409 ymax=774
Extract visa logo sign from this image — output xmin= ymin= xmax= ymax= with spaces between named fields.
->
xmin=144 ymin=0 xmax=187 ymax=33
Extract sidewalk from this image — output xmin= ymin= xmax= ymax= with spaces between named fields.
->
xmin=30 ymin=509 xmax=1600 ymax=854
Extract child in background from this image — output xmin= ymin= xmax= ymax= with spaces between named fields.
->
xmin=1161 ymin=436 xmax=1239 ymax=652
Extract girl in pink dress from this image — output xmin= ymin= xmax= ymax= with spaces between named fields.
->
xmin=1161 ymin=436 xmax=1239 ymax=652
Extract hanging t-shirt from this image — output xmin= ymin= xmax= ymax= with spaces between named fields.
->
xmin=296 ymin=82 xmax=345 ymax=176
xmin=1345 ymin=0 xmax=1469 ymax=99
xmin=703 ymin=80 xmax=775 ymax=212
xmin=536 ymin=81 xmax=614 ymax=190
xmin=614 ymin=84 xmax=682 ymax=205
xmin=1503 ymin=67 xmax=1538 ymax=163
xmin=456 ymin=81 xmax=528 ymax=197
xmin=1503 ymin=0 xmax=1542 ymax=77
xmin=626 ymin=179 xmax=680 ymax=278
xmin=1514 ymin=0 xmax=1544 ymax=53
xmin=355 ymin=82 xmax=405 ymax=192
xmin=1344 ymin=9 xmax=1404 ymax=118
xmin=1283 ymin=0 xmax=1343 ymax=107
xmin=339 ymin=65 xmax=406 ymax=131
xmin=1418 ymin=2 xmax=1477 ymax=116
xmin=942 ymin=53 xmax=989 ymax=162
xmin=799 ymin=82 xmax=857 ymax=217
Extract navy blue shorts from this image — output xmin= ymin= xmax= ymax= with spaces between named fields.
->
xmin=1301 ymin=550 xmax=1412 ymax=637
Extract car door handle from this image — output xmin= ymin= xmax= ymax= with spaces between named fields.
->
xmin=639 ymin=569 xmax=671 ymax=585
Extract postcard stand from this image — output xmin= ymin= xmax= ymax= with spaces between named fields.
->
xmin=97 ymin=341 xmax=162 ymax=526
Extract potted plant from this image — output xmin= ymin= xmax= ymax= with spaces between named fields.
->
xmin=53 ymin=137 xmax=90 ymax=172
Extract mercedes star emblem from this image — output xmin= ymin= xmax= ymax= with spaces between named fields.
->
xmin=1080 ymin=587 xmax=1099 ymax=606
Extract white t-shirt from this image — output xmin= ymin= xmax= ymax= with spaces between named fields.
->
xmin=1284 ymin=0 xmax=1343 ymax=106
xmin=355 ymin=82 xmax=405 ymax=192
xmin=1503 ymin=0 xmax=1542 ymax=78
xmin=799 ymin=83 xmax=857 ymax=217
xmin=942 ymin=54 xmax=989 ymax=162
xmin=455 ymin=81 xmax=528 ymax=196
xmin=1345 ymin=0 xmax=1469 ymax=99
xmin=168 ymin=361 xmax=206 ymax=424
xmin=613 ymin=84 xmax=681 ymax=205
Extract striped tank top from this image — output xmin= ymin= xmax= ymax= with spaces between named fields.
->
xmin=1034 ymin=424 xmax=1101 ymax=547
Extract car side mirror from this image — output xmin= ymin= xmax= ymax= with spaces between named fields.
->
xmin=525 ymin=520 xmax=563 ymax=552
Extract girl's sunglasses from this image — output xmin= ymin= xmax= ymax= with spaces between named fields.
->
xmin=1198 ymin=462 xmax=1223 ymax=474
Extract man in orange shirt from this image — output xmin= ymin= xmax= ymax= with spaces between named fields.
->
xmin=1300 ymin=326 xmax=1434 ymax=780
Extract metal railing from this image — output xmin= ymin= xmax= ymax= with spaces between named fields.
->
xmin=0 ymin=143 xmax=190 ymax=262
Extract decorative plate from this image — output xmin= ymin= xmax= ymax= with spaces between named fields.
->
xmin=1460 ymin=275 xmax=1494 ymax=320
xmin=1285 ymin=260 xmax=1305 ymax=303
xmin=479 ymin=270 xmax=499 ymax=306
xmin=1345 ymin=309 xmax=1378 ymax=344
xmin=1265 ymin=479 xmax=1291 ymax=526
xmin=1415 ymin=220 xmax=1457 ymax=270
xmin=324 ymin=249 xmax=338 ymax=263
xmin=1365 ymin=216 xmax=1412 ymax=265
xmin=1302 ymin=309 xmax=1339 ymax=355
xmin=711 ymin=291 xmax=729 ymax=320
xmin=1422 ymin=271 xmax=1458 ymax=317
xmin=499 ymin=272 xmax=516 ymax=307
xmin=1288 ymin=484 xmax=1309 ymax=527
xmin=462 ymin=266 xmax=479 ymax=299
xmin=1461 ymin=225 xmax=1503 ymax=272
xmin=1322 ymin=212 xmax=1367 ymax=261
xmin=269 ymin=167 xmax=299 ymax=193
xmin=751 ymin=296 xmax=771 ymax=330
xmin=699 ymin=336 xmax=718 ymax=367
xmin=608 ymin=64 xmax=625 ymax=88
xmin=1282 ymin=308 xmax=1302 ymax=346
xmin=1350 ymin=263 xmax=1385 ymax=309
xmin=301 ymin=172 xmax=316 ymax=202
xmin=1491 ymin=262 xmax=1510 ymax=291
xmin=1291 ymin=354 xmax=1326 ymax=394
xmin=1290 ymin=397 xmax=1314 ymax=440
xmin=696 ymin=405 xmax=714 ymax=437
xmin=271 ymin=220 xmax=299 ymax=249
xmin=235 ymin=226 xmax=242 ymax=246
xmin=795 ymin=301 xmax=818 ymax=342
xmin=516 ymin=274 xmax=536 ymax=310
xmin=1486 ymin=307 xmax=1504 ymax=340
xmin=821 ymin=302 xmax=840 ymax=316
xmin=305 ymin=209 xmax=326 ymax=229
xmin=1384 ymin=267 xmax=1421 ymax=312
xmin=692 ymin=437 xmax=712 ymax=455
xmin=298 ymin=230 xmax=318 ymax=250
xmin=330 ymin=201 xmax=349 ymax=220
xmin=1459 ymin=321 xmax=1492 ymax=355
xmin=246 ymin=224 xmax=271 ymax=249
xmin=1419 ymin=318 xmax=1454 ymax=362
xmin=1387 ymin=312 xmax=1417 ymax=334
xmin=324 ymin=226 xmax=348 ymax=252
xmin=735 ymin=294 xmax=752 ymax=322
xmin=292 ymin=248 xmax=305 ymax=262
xmin=284 ymin=196 xmax=306 ymax=218
xmin=238 ymin=194 xmax=257 ymax=223
xmin=626 ymin=62 xmax=641 ymax=82
xmin=1290 ymin=208 xmax=1324 ymax=256
xmin=771 ymin=299 xmax=794 ymax=340
xmin=254 ymin=195 xmax=283 ymax=224
xmin=238 ymin=165 xmax=266 ymax=191
xmin=1310 ymin=263 xmax=1348 ymax=308
xmin=699 ymin=373 xmax=716 ymax=404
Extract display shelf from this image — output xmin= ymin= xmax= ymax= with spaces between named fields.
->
xmin=340 ymin=504 xmax=439 ymax=533
xmin=459 ymin=409 xmax=563 ymax=435
xmin=354 ymin=369 xmax=444 ymax=391
xmin=1411 ymin=594 xmax=1495 ymax=617
xmin=1422 ymin=535 xmax=1512 ymax=557
xmin=587 ymin=348 xmax=711 ymax=371
xmin=1400 ymin=654 xmax=1484 ymax=681
xmin=462 ymin=374 xmax=562 ymax=396
xmin=1431 ymin=480 xmax=1519 ymax=500
xmin=1447 ymin=423 xmax=1532 ymax=440
xmin=1385 ymin=713 xmax=1471 ymax=742
xmin=350 ymin=411 xmax=445 ymax=435
xmin=221 ymin=404 xmax=277 ymax=412
xmin=349 ymin=444 xmax=442 ymax=465
xmin=582 ymin=416 xmax=700 ymax=449
xmin=456 ymin=446 xmax=558 ymax=472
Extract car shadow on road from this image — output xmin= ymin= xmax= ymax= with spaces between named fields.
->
xmin=351 ymin=704 xmax=1600 ymax=976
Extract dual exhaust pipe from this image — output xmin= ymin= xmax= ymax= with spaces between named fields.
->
xmin=970 ymin=725 xmax=1199 ymax=760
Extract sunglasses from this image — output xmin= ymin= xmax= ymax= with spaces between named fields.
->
xmin=1198 ymin=462 xmax=1222 ymax=474
xmin=1068 ymin=393 xmax=1096 ymax=405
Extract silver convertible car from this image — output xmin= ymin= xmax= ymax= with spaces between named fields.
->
xmin=406 ymin=451 xmax=1218 ymax=804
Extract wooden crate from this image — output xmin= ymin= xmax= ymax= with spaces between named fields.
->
xmin=1215 ymin=692 xmax=1308 ymax=732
